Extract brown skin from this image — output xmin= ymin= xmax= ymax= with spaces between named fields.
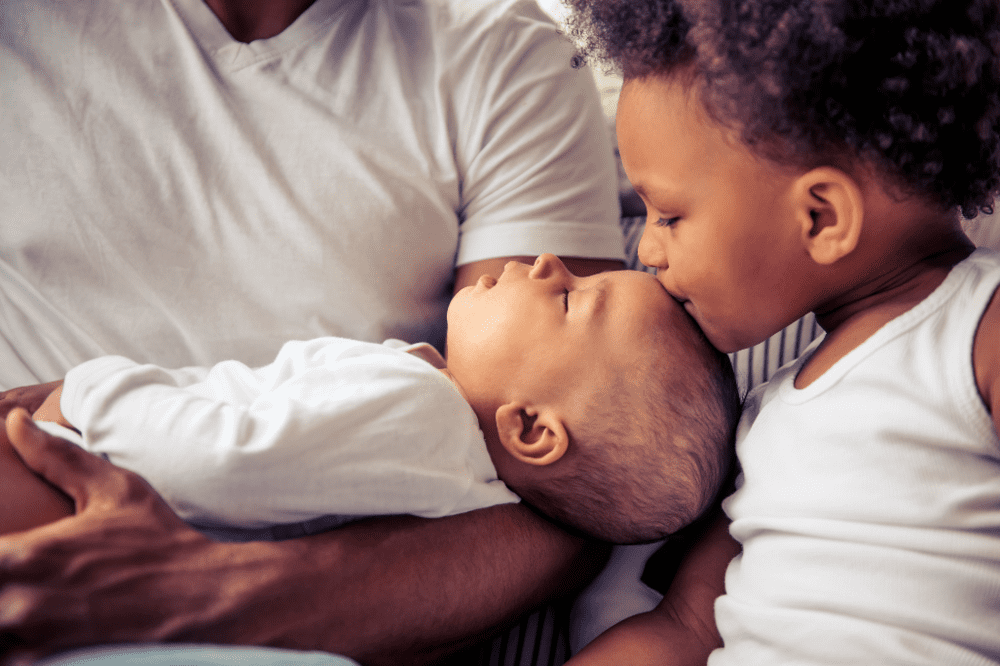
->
xmin=0 ymin=380 xmax=73 ymax=537
xmin=974 ymin=285 xmax=1000 ymax=436
xmin=0 ymin=255 xmax=623 ymax=665
xmin=790 ymin=176 xmax=978 ymax=388
xmin=578 ymin=229 xmax=997 ymax=666
xmin=202 ymin=0 xmax=318 ymax=42
xmin=0 ymin=422 xmax=72 ymax=536
xmin=0 ymin=380 xmax=62 ymax=421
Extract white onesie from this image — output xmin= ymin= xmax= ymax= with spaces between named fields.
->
xmin=54 ymin=338 xmax=519 ymax=540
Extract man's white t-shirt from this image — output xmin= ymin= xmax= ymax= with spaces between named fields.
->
xmin=0 ymin=0 xmax=622 ymax=388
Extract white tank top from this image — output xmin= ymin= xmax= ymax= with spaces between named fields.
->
xmin=712 ymin=248 xmax=1000 ymax=665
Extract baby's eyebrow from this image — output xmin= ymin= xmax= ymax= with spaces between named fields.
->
xmin=631 ymin=182 xmax=667 ymax=201
xmin=588 ymin=280 xmax=610 ymax=321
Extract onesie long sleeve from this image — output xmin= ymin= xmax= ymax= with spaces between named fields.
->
xmin=60 ymin=337 xmax=518 ymax=531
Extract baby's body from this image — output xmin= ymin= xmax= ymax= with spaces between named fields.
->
xmin=32 ymin=337 xmax=518 ymax=541
xmin=6 ymin=257 xmax=739 ymax=544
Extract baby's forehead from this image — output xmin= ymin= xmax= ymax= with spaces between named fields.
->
xmin=603 ymin=268 xmax=662 ymax=288
xmin=602 ymin=271 xmax=690 ymax=334
xmin=603 ymin=269 xmax=672 ymax=304
xmin=616 ymin=272 xmax=712 ymax=351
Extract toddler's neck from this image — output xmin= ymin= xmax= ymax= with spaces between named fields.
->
xmin=797 ymin=215 xmax=975 ymax=388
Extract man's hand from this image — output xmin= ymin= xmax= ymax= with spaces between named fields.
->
xmin=0 ymin=381 xmax=64 ymax=421
xmin=0 ymin=409 xmax=227 ymax=663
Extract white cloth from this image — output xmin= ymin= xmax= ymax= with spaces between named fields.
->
xmin=0 ymin=0 xmax=622 ymax=389
xmin=711 ymin=248 xmax=1000 ymax=665
xmin=58 ymin=337 xmax=519 ymax=537
xmin=568 ymin=541 xmax=666 ymax=652
xmin=39 ymin=644 xmax=358 ymax=666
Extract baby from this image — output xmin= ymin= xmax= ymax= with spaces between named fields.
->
xmin=5 ymin=254 xmax=740 ymax=545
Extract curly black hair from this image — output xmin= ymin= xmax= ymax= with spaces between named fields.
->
xmin=568 ymin=0 xmax=1000 ymax=217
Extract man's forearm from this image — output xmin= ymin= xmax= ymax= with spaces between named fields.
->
xmin=0 ymin=416 xmax=608 ymax=665
xmin=212 ymin=506 xmax=608 ymax=665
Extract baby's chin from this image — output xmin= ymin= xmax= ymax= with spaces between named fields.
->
xmin=445 ymin=289 xmax=477 ymax=331
xmin=448 ymin=285 xmax=475 ymax=312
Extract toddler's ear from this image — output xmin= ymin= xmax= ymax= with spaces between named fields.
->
xmin=793 ymin=166 xmax=864 ymax=265
xmin=495 ymin=402 xmax=568 ymax=467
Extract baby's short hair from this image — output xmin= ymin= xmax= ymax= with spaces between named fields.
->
xmin=516 ymin=313 xmax=741 ymax=544
xmin=569 ymin=0 xmax=1000 ymax=218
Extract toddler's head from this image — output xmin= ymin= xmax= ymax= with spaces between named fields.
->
xmin=568 ymin=0 xmax=1000 ymax=351
xmin=571 ymin=0 xmax=999 ymax=217
xmin=445 ymin=255 xmax=740 ymax=543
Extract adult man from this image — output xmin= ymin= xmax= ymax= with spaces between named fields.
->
xmin=0 ymin=0 xmax=622 ymax=662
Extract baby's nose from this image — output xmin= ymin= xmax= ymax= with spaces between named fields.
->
xmin=528 ymin=253 xmax=566 ymax=279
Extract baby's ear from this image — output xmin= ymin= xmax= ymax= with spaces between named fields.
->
xmin=495 ymin=402 xmax=569 ymax=467
xmin=793 ymin=166 xmax=864 ymax=265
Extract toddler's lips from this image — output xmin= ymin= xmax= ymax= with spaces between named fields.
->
xmin=477 ymin=274 xmax=497 ymax=289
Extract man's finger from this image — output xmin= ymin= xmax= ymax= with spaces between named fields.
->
xmin=0 ymin=581 xmax=89 ymax=665
xmin=4 ymin=408 xmax=108 ymax=511
xmin=0 ymin=381 xmax=64 ymax=420
xmin=0 ymin=637 xmax=34 ymax=666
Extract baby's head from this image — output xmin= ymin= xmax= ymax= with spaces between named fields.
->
xmin=569 ymin=0 xmax=1000 ymax=352
xmin=445 ymin=254 xmax=740 ymax=543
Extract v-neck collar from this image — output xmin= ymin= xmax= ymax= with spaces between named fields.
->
xmin=167 ymin=0 xmax=354 ymax=71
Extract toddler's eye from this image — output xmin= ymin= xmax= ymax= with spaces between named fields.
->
xmin=656 ymin=216 xmax=680 ymax=228
xmin=562 ymin=289 xmax=569 ymax=312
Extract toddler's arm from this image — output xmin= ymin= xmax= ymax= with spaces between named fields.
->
xmin=974 ymin=287 xmax=1000 ymax=434
xmin=566 ymin=511 xmax=739 ymax=666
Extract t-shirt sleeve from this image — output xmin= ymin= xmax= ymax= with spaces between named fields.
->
xmin=448 ymin=0 xmax=624 ymax=266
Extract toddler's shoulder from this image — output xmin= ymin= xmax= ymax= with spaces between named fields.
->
xmin=972 ymin=251 xmax=1000 ymax=426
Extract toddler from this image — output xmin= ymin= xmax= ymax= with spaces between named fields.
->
xmin=567 ymin=0 xmax=1000 ymax=662
xmin=6 ymin=254 xmax=739 ymax=545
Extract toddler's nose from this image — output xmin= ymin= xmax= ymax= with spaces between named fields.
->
xmin=528 ymin=253 xmax=567 ymax=280
xmin=637 ymin=225 xmax=668 ymax=270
